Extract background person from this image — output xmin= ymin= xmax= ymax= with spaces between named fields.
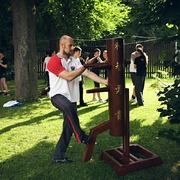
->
xmin=87 ymin=48 xmax=106 ymax=103
xmin=72 ymin=46 xmax=88 ymax=107
xmin=130 ymin=44 xmax=148 ymax=102
xmin=134 ymin=48 xmax=148 ymax=106
xmin=102 ymin=49 xmax=108 ymax=79
xmin=0 ymin=49 xmax=10 ymax=96
xmin=43 ymin=50 xmax=55 ymax=87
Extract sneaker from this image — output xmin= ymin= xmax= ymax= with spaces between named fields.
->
xmin=98 ymin=99 xmax=106 ymax=103
xmin=131 ymin=98 xmax=137 ymax=103
xmin=80 ymin=103 xmax=88 ymax=106
xmin=53 ymin=157 xmax=73 ymax=163
xmin=81 ymin=135 xmax=91 ymax=145
xmin=137 ymin=103 xmax=144 ymax=107
xmin=4 ymin=92 xmax=10 ymax=96
xmin=92 ymin=98 xmax=97 ymax=101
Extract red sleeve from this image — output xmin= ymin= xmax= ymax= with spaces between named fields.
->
xmin=47 ymin=55 xmax=65 ymax=76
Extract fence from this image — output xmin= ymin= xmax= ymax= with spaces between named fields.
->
xmin=37 ymin=38 xmax=175 ymax=78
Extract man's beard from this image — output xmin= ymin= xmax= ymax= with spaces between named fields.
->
xmin=63 ymin=50 xmax=73 ymax=57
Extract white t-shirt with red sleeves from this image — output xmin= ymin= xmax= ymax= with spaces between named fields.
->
xmin=47 ymin=53 xmax=82 ymax=102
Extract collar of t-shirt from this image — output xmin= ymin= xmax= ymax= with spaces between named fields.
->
xmin=57 ymin=52 xmax=73 ymax=64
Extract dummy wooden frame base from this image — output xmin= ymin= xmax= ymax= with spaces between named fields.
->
xmin=82 ymin=128 xmax=162 ymax=176
xmin=100 ymin=144 xmax=163 ymax=176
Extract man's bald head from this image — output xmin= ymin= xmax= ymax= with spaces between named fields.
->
xmin=59 ymin=35 xmax=73 ymax=45
xmin=59 ymin=35 xmax=74 ymax=58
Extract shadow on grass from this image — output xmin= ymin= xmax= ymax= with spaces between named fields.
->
xmin=0 ymin=141 xmax=117 ymax=179
xmin=0 ymin=118 xmax=179 ymax=179
xmin=0 ymin=110 xmax=60 ymax=135
xmin=0 ymin=99 xmax=106 ymax=136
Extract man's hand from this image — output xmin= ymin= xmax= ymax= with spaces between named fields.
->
xmin=104 ymin=78 xmax=108 ymax=86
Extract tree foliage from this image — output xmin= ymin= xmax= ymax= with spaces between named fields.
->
xmin=0 ymin=0 xmax=12 ymax=48
xmin=35 ymin=0 xmax=130 ymax=41
xmin=157 ymin=79 xmax=180 ymax=124
xmin=90 ymin=0 xmax=130 ymax=38
xmin=122 ymin=0 xmax=180 ymax=73
xmin=123 ymin=0 xmax=180 ymax=40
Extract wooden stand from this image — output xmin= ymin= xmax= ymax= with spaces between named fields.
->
xmin=100 ymin=144 xmax=162 ymax=176
xmin=83 ymin=38 xmax=162 ymax=176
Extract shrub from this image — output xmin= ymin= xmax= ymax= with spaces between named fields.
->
xmin=157 ymin=79 xmax=180 ymax=124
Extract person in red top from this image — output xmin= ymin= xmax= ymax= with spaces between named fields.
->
xmin=47 ymin=35 xmax=108 ymax=163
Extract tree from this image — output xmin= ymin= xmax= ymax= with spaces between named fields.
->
xmin=11 ymin=0 xmax=38 ymax=101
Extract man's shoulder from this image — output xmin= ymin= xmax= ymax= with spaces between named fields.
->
xmin=70 ymin=56 xmax=80 ymax=63
xmin=51 ymin=54 xmax=58 ymax=59
xmin=49 ymin=54 xmax=59 ymax=62
xmin=131 ymin=51 xmax=136 ymax=57
xmin=70 ymin=56 xmax=77 ymax=60
xmin=48 ymin=54 xmax=61 ymax=67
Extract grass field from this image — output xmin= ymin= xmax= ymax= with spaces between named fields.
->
xmin=0 ymin=78 xmax=179 ymax=180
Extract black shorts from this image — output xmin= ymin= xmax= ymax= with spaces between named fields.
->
xmin=0 ymin=72 xmax=6 ymax=79
xmin=94 ymin=81 xmax=100 ymax=88
xmin=92 ymin=70 xmax=100 ymax=88
xmin=130 ymin=72 xmax=136 ymax=86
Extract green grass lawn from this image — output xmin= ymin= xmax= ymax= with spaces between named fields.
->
xmin=0 ymin=78 xmax=179 ymax=180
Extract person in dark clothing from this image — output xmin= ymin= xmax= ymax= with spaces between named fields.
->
xmin=102 ymin=50 xmax=108 ymax=79
xmin=0 ymin=49 xmax=10 ymax=96
xmin=87 ymin=48 xmax=106 ymax=103
xmin=134 ymin=48 xmax=148 ymax=106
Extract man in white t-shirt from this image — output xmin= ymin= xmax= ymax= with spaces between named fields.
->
xmin=43 ymin=50 xmax=55 ymax=87
xmin=72 ymin=46 xmax=88 ymax=107
xmin=47 ymin=35 xmax=108 ymax=163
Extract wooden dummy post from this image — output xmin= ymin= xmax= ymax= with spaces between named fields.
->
xmin=82 ymin=38 xmax=125 ymax=161
xmin=108 ymin=38 xmax=125 ymax=137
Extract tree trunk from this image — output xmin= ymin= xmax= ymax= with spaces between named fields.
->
xmin=11 ymin=0 xmax=37 ymax=101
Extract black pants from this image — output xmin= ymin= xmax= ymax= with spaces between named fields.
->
xmin=45 ymin=71 xmax=49 ymax=87
xmin=135 ymin=76 xmax=145 ymax=105
xmin=51 ymin=94 xmax=85 ymax=159
xmin=79 ymin=80 xmax=84 ymax=104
